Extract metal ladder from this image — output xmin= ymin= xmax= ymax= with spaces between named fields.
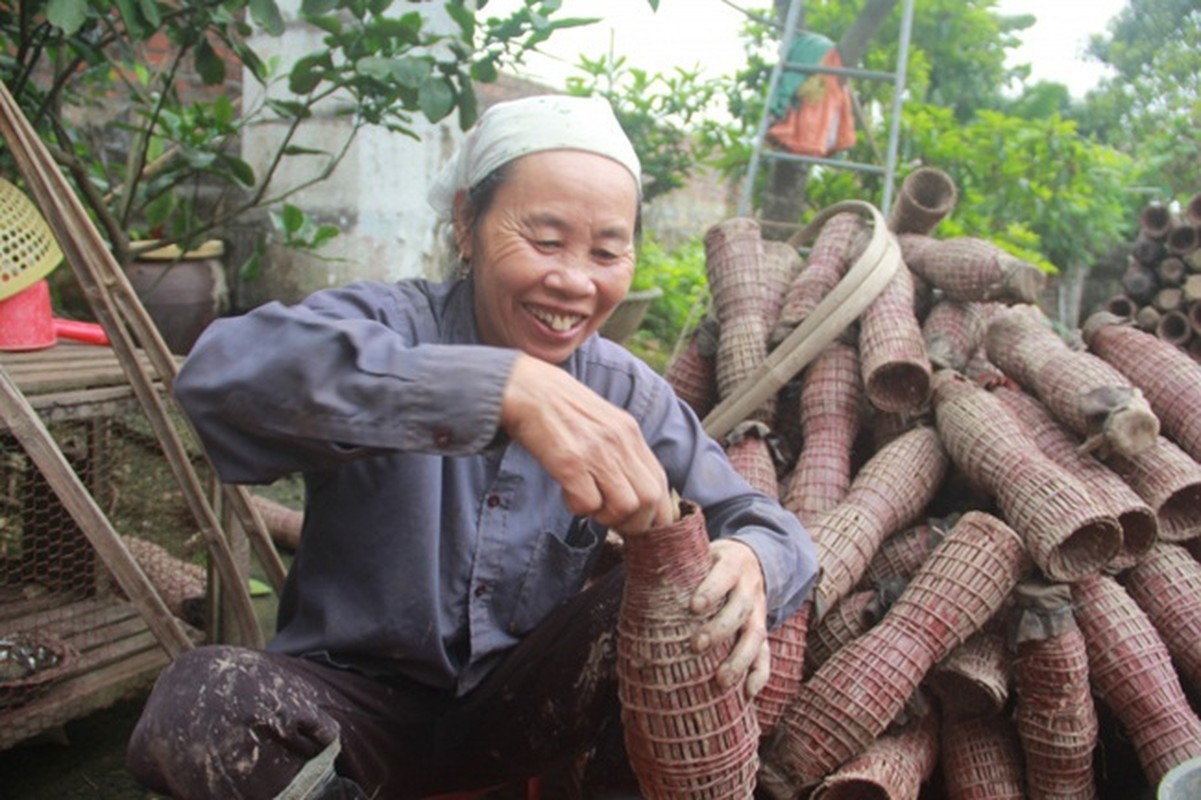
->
xmin=737 ymin=0 xmax=916 ymax=218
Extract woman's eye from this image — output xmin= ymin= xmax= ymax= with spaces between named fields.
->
xmin=534 ymin=240 xmax=561 ymax=250
xmin=593 ymin=249 xmax=619 ymax=262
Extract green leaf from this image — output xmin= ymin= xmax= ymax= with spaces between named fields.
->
xmin=137 ymin=0 xmax=161 ymax=28
xmin=391 ymin=57 xmax=431 ymax=89
xmin=301 ymin=0 xmax=338 ymax=15
xmin=446 ymin=0 xmax=474 ymax=38
xmin=645 ymin=0 xmax=660 ymax=10
xmin=212 ymin=94 xmax=235 ymax=126
xmin=238 ymin=248 xmax=263 ymax=281
xmin=311 ymin=224 xmax=341 ymax=248
xmin=112 ymin=0 xmax=148 ymax=39
xmin=250 ymin=0 xmax=286 ymax=36
xmin=418 ymin=77 xmax=454 ymax=122
xmin=46 ymin=0 xmax=88 ymax=35
xmin=247 ymin=577 xmax=273 ymax=597
xmin=282 ymin=145 xmax=330 ymax=156
xmin=219 ymin=155 xmax=257 ymax=187
xmin=470 ymin=58 xmax=497 ymax=84
xmin=281 ymin=203 xmax=305 ymax=234
xmin=355 ymin=56 xmax=393 ymax=80
xmin=289 ymin=53 xmax=329 ymax=94
xmin=193 ymin=38 xmax=226 ymax=86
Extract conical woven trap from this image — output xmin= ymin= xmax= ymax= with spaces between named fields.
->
xmin=0 ymin=177 xmax=62 ymax=300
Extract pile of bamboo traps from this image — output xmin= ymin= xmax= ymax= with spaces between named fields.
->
xmin=640 ymin=166 xmax=1201 ymax=799
xmin=1103 ymin=191 xmax=1201 ymax=360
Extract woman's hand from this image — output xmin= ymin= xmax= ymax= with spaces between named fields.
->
xmin=500 ymin=354 xmax=675 ymax=535
xmin=690 ymin=539 xmax=771 ymax=698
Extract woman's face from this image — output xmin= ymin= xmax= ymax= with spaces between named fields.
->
xmin=462 ymin=150 xmax=639 ymax=364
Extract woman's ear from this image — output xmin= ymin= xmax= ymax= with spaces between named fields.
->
xmin=451 ymin=190 xmax=473 ymax=262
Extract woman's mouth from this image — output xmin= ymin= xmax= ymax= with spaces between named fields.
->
xmin=527 ymin=305 xmax=585 ymax=333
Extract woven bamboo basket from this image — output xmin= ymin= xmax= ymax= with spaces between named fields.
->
xmin=1011 ymin=580 xmax=1099 ymax=800
xmin=1083 ymin=311 xmax=1201 ymax=464
xmin=897 ymin=234 xmax=1046 ymax=304
xmin=664 ymin=316 xmax=719 ymax=419
xmin=1103 ymin=435 xmax=1201 ymax=544
xmin=762 ymin=239 xmax=802 ymax=331
xmin=617 ymin=500 xmax=760 ymax=799
xmin=858 ymin=265 xmax=932 ymax=414
xmin=887 ymin=166 xmax=958 ymax=236
xmin=249 ymin=493 xmax=304 ymax=552
xmin=781 ymin=341 xmax=862 ymax=522
xmin=723 ymin=422 xmax=778 ymax=498
xmin=858 ymin=521 xmax=944 ymax=591
xmin=986 ymin=308 xmax=1160 ymax=458
xmin=929 ymin=623 xmax=1010 ymax=717
xmin=932 ymin=370 xmax=1122 ymax=581
xmin=760 ymin=511 xmax=1028 ymax=796
xmin=990 ymin=383 xmax=1158 ymax=569
xmin=770 ymin=212 xmax=863 ymax=346
xmin=809 ymin=426 xmax=947 ymax=616
xmin=809 ymin=706 xmax=939 ymax=800
xmin=122 ymin=535 xmax=207 ymax=625
xmin=716 ymin=315 xmax=769 ymax=402
xmin=921 ymin=300 xmax=999 ymax=372
xmin=704 ymin=217 xmax=768 ymax=323
xmin=941 ymin=712 xmax=1027 ymax=800
xmin=1071 ymin=574 xmax=1201 ymax=785
xmin=804 ymin=584 xmax=896 ymax=676
xmin=1122 ymin=543 xmax=1201 ymax=696
xmin=0 ymin=632 xmax=77 ymax=711
xmin=755 ymin=600 xmax=812 ymax=736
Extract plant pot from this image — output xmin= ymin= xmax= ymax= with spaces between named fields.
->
xmin=125 ymin=240 xmax=227 ymax=355
xmin=599 ymin=287 xmax=663 ymax=344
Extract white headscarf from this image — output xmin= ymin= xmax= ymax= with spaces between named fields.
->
xmin=427 ymin=94 xmax=642 ymax=221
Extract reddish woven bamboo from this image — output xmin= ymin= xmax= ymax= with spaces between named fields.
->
xmin=1071 ymin=574 xmax=1201 ymax=785
xmin=930 ymin=624 xmax=1010 ymax=717
xmin=921 ymin=300 xmax=995 ymax=372
xmin=704 ymin=217 xmax=768 ymax=322
xmin=1104 ymin=435 xmax=1201 ymax=543
xmin=1122 ymin=543 xmax=1201 ymax=695
xmin=755 ymin=600 xmax=812 ymax=736
xmin=1011 ymin=581 xmax=1098 ymax=800
xmin=887 ymin=166 xmax=958 ymax=236
xmin=617 ymin=500 xmax=760 ymax=799
xmin=249 ymin=493 xmax=303 ymax=552
xmin=1083 ymin=311 xmax=1201 ymax=464
xmin=897 ymin=234 xmax=1046 ymax=304
xmin=770 ymin=212 xmax=863 ymax=346
xmin=716 ymin=316 xmax=768 ymax=400
xmin=808 ymin=426 xmax=948 ymax=616
xmin=664 ymin=327 xmax=718 ymax=419
xmin=759 ymin=511 xmax=1028 ymax=796
xmin=941 ymin=712 xmax=1027 ymax=800
xmin=858 ymin=265 xmax=932 ymax=414
xmin=986 ymin=308 xmax=1160 ymax=458
xmin=724 ymin=422 xmax=778 ymax=498
xmin=991 ymin=383 xmax=1158 ymax=569
xmin=859 ymin=521 xmax=942 ymax=590
xmin=781 ymin=342 xmax=862 ymax=522
xmin=810 ymin=708 xmax=939 ymax=800
xmin=122 ymin=535 xmax=206 ymax=623
xmin=804 ymin=587 xmax=891 ymax=676
xmin=932 ymin=371 xmax=1122 ymax=581
xmin=762 ymin=239 xmax=802 ymax=332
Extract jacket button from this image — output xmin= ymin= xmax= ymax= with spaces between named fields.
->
xmin=433 ymin=427 xmax=452 ymax=447
xmin=486 ymin=494 xmax=502 ymax=508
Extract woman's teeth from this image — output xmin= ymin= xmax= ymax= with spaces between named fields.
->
xmin=530 ymin=308 xmax=583 ymax=332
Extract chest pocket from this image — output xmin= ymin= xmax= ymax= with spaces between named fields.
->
xmin=508 ymin=523 xmax=601 ymax=636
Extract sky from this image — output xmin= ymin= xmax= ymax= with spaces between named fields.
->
xmin=482 ymin=0 xmax=1129 ymax=98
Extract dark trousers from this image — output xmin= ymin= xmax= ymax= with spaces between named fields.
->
xmin=126 ymin=570 xmax=634 ymax=799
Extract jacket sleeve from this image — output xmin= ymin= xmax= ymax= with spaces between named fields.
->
xmin=173 ymin=282 xmax=519 ymax=484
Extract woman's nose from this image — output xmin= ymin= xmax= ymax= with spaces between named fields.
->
xmin=545 ymin=255 xmax=597 ymax=296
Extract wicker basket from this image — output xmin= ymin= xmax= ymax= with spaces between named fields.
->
xmin=858 ymin=265 xmax=932 ymax=414
xmin=990 ymin=383 xmax=1158 ymax=569
xmin=897 ymin=235 xmax=1046 ymax=304
xmin=932 ymin=370 xmax=1122 ymax=581
xmin=809 ymin=705 xmax=939 ymax=800
xmin=1122 ymin=543 xmax=1201 ymax=696
xmin=704 ymin=217 xmax=768 ymax=323
xmin=929 ymin=623 xmax=1010 ymax=717
xmin=1104 ymin=435 xmax=1201 ymax=544
xmin=617 ymin=500 xmax=760 ymax=799
xmin=1071 ymin=574 xmax=1201 ymax=785
xmin=921 ymin=300 xmax=998 ymax=373
xmin=723 ymin=422 xmax=778 ymax=499
xmin=858 ymin=521 xmax=944 ymax=591
xmin=1083 ymin=311 xmax=1201 ymax=464
xmin=804 ymin=585 xmax=896 ymax=677
xmin=664 ymin=317 xmax=719 ymax=419
xmin=755 ymin=600 xmax=811 ymax=737
xmin=941 ymin=712 xmax=1027 ymax=800
xmin=781 ymin=341 xmax=862 ymax=522
xmin=887 ymin=166 xmax=958 ymax=236
xmin=760 ymin=511 xmax=1028 ymax=796
xmin=771 ymin=212 xmax=863 ymax=346
xmin=1011 ymin=579 xmax=1099 ymax=800
xmin=0 ymin=632 xmax=77 ymax=711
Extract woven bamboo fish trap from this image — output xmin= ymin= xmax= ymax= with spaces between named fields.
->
xmin=941 ymin=712 xmax=1027 ymax=800
xmin=723 ymin=422 xmax=778 ymax=498
xmin=781 ymin=341 xmax=862 ymax=521
xmin=755 ymin=600 xmax=811 ymax=736
xmin=704 ymin=217 xmax=768 ymax=324
xmin=770 ymin=212 xmax=863 ymax=346
xmin=1010 ymin=579 xmax=1099 ymax=800
xmin=929 ymin=623 xmax=1010 ymax=717
xmin=921 ymin=300 xmax=1002 ymax=372
xmin=897 ymin=235 xmax=1046 ymax=304
xmin=664 ymin=319 xmax=718 ymax=419
xmin=804 ymin=584 xmax=897 ymax=676
xmin=1083 ymin=311 xmax=1201 ymax=464
xmin=809 ymin=425 xmax=947 ymax=616
xmin=932 ymin=371 xmax=1122 ymax=581
xmin=1121 ymin=543 xmax=1201 ymax=695
xmin=990 ymin=383 xmax=1158 ymax=569
xmin=985 ymin=308 xmax=1160 ymax=458
xmin=759 ymin=511 xmax=1028 ymax=796
xmin=1071 ymin=574 xmax=1201 ymax=785
xmin=809 ymin=706 xmax=939 ymax=800
xmin=858 ymin=265 xmax=931 ymax=414
xmin=121 ymin=535 xmax=206 ymax=626
xmin=762 ymin=239 xmax=802 ymax=330
xmin=1103 ymin=435 xmax=1201 ymax=544
xmin=887 ymin=166 xmax=958 ymax=236
xmin=617 ymin=500 xmax=760 ymax=799
xmin=716 ymin=316 xmax=770 ymax=412
xmin=858 ymin=521 xmax=944 ymax=591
